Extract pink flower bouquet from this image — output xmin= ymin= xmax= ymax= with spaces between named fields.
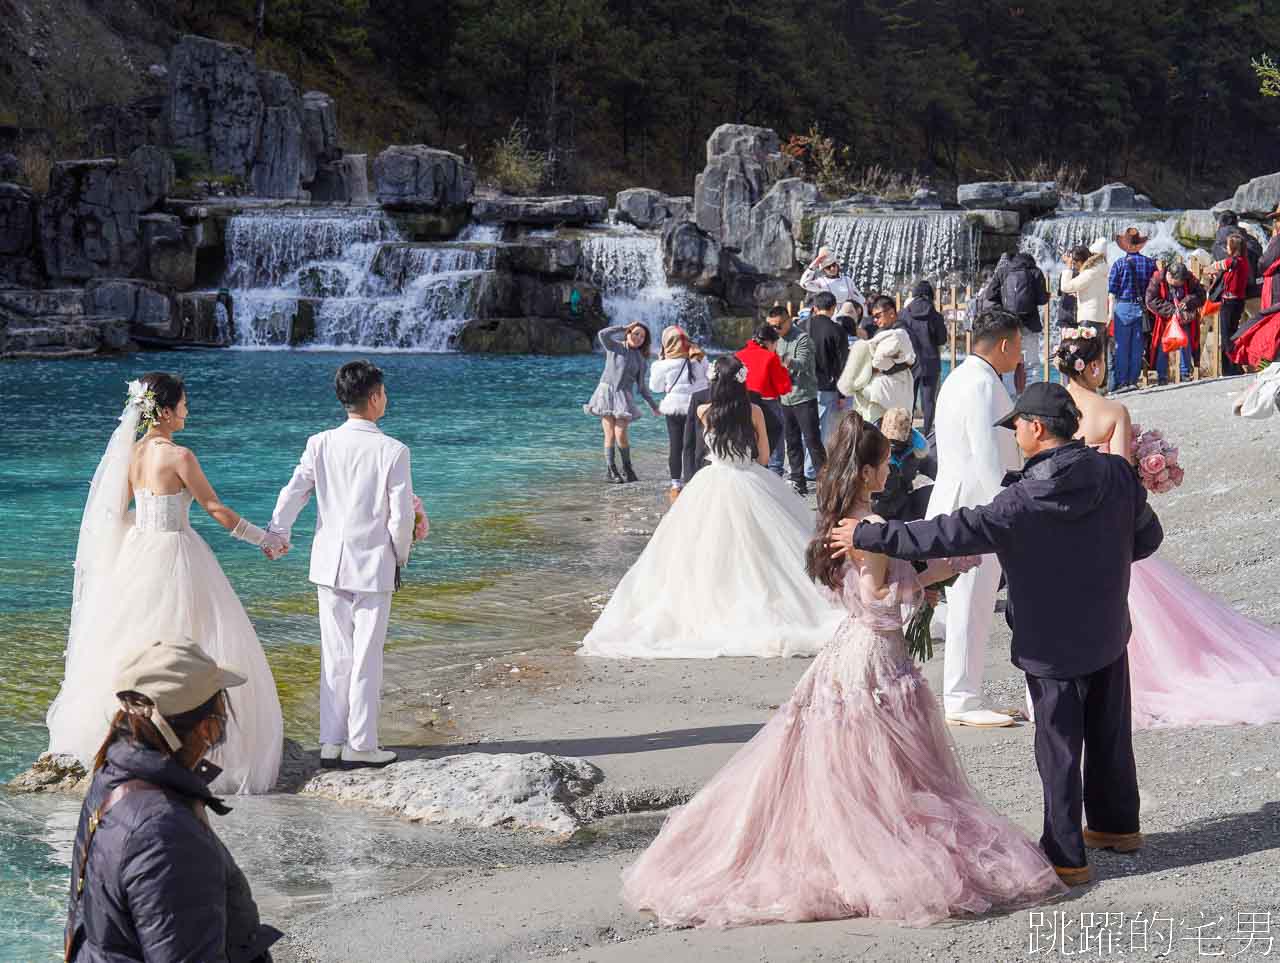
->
xmin=412 ymin=494 xmax=429 ymax=542
xmin=1128 ymin=424 xmax=1185 ymax=494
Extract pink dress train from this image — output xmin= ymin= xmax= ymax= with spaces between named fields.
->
xmin=621 ymin=555 xmax=1064 ymax=929
xmin=1129 ymin=556 xmax=1280 ymax=729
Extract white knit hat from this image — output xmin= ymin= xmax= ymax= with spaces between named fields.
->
xmin=1088 ymin=237 xmax=1108 ymax=255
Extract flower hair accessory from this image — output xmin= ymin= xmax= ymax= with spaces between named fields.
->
xmin=1060 ymin=326 xmax=1098 ymax=341
xmin=125 ymin=379 xmax=160 ymax=434
xmin=707 ymin=362 xmax=749 ymax=384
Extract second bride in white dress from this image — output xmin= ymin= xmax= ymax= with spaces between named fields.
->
xmin=580 ymin=355 xmax=844 ymax=659
xmin=45 ymin=372 xmax=285 ymax=794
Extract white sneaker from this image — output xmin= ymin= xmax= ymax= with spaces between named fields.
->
xmin=320 ymin=743 xmax=342 ymax=769
xmin=945 ymin=708 xmax=1016 ymax=728
xmin=340 ymin=746 xmax=397 ymax=769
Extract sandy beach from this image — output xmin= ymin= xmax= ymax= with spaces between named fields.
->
xmin=236 ymin=377 xmax=1280 ymax=961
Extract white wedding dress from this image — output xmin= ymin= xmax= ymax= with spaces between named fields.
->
xmin=45 ymin=397 xmax=283 ymax=794
xmin=580 ymin=437 xmax=844 ymax=658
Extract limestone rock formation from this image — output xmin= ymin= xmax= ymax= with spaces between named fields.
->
xmin=1217 ymin=172 xmax=1280 ymax=219
xmin=1176 ymin=210 xmax=1221 ymax=248
xmin=663 ymin=219 xmax=724 ymax=295
xmin=471 ymin=194 xmax=607 ymax=225
xmin=957 ymin=181 xmax=1058 ymax=215
xmin=168 ymin=35 xmax=264 ymax=179
xmin=84 ymin=279 xmax=175 ymax=334
xmin=738 ymin=177 xmax=819 ymax=275
xmin=140 ymin=214 xmax=197 ymax=290
xmin=693 ymin=123 xmax=792 ymax=252
xmin=456 ymin=318 xmax=593 ymax=355
xmin=6 ymin=752 xmax=88 ymax=793
xmin=251 ymin=71 xmax=306 ymax=199
xmin=1081 ymin=182 xmax=1152 ymax=212
xmin=40 ymin=160 xmax=150 ymax=281
xmin=301 ymin=752 xmax=605 ymax=834
xmin=301 ymin=92 xmax=341 ymax=184
xmin=129 ymin=146 xmax=175 ymax=210
xmin=375 ymin=145 xmax=474 ymax=211
xmin=311 ymin=156 xmax=368 ymax=205
xmin=615 ymin=188 xmax=692 ymax=229
xmin=0 ymin=182 xmax=43 ymax=286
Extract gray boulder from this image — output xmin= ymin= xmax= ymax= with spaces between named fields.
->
xmin=471 ymin=194 xmax=607 ymax=225
xmin=957 ymin=181 xmax=1058 ymax=215
xmin=694 ymin=123 xmax=793 ymax=251
xmin=310 ymin=155 xmax=369 ymax=205
xmin=300 ymin=752 xmax=604 ymax=835
xmin=84 ymin=279 xmax=176 ymax=333
xmin=251 ymin=71 xmax=305 ymax=198
xmin=1217 ymin=172 xmax=1280 ymax=219
xmin=738 ymin=177 xmax=819 ymax=275
xmin=1176 ymin=210 xmax=1220 ymax=247
xmin=374 ymin=145 xmax=474 ymax=210
xmin=615 ymin=188 xmax=692 ymax=229
xmin=168 ymin=35 xmax=264 ymax=179
xmin=84 ymin=94 xmax=167 ymax=160
xmin=1082 ymin=182 xmax=1142 ymax=212
xmin=301 ymin=91 xmax=341 ymax=184
xmin=0 ymin=182 xmax=38 ymax=257
xmin=129 ymin=146 xmax=175 ymax=209
xmin=663 ymin=219 xmax=723 ymax=295
xmin=6 ymin=752 xmax=88 ymax=793
xmin=40 ymin=161 xmax=149 ymax=282
xmin=140 ymin=213 xmax=197 ymax=290
xmin=911 ymin=187 xmax=943 ymax=209
xmin=455 ymin=317 xmax=593 ymax=355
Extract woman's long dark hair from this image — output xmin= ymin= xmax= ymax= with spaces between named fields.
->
xmin=705 ymin=356 xmax=756 ymax=461
xmin=92 ymin=690 xmax=230 ymax=773
xmin=805 ymin=412 xmax=890 ymax=590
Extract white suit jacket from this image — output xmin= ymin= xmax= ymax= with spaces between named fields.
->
xmin=925 ymin=355 xmax=1021 ymax=518
xmin=270 ymin=419 xmax=415 ymax=593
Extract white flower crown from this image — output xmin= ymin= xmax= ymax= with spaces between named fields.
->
xmin=707 ymin=362 xmax=749 ymax=384
xmin=1060 ymin=325 xmax=1098 ymax=341
xmin=126 ymin=379 xmax=160 ymax=434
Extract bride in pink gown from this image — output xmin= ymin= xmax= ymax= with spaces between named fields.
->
xmin=622 ymin=412 xmax=1064 ymax=929
xmin=1058 ymin=328 xmax=1280 ymax=728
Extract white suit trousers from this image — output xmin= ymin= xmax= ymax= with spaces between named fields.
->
xmin=941 ymin=552 xmax=1004 ymax=715
xmin=316 ymin=586 xmax=392 ymax=751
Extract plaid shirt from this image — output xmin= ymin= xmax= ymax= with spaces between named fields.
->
xmin=1108 ymin=252 xmax=1157 ymax=302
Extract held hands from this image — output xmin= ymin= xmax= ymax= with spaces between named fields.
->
xmin=261 ymin=528 xmax=290 ymax=561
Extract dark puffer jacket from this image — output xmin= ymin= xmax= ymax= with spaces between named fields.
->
xmin=66 ymin=739 xmax=281 ymax=962
xmin=900 ymin=281 xmax=948 ymax=379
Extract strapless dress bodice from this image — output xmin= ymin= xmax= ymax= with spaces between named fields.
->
xmin=704 ymin=433 xmax=755 ymax=470
xmin=134 ymin=489 xmax=193 ymax=533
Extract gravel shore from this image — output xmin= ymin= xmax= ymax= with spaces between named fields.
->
xmin=275 ymin=376 xmax=1280 ymax=963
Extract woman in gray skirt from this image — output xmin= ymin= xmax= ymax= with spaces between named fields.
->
xmin=584 ymin=321 xmax=660 ymax=483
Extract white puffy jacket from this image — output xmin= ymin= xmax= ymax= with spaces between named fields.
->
xmin=649 ymin=357 xmax=711 ymax=416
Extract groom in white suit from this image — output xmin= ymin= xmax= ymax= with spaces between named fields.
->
xmin=269 ymin=360 xmax=416 ymax=769
xmin=926 ymin=310 xmax=1024 ymax=727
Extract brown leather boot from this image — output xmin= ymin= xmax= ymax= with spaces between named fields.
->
xmin=1084 ymin=828 xmax=1143 ymax=853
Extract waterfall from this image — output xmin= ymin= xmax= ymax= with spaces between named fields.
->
xmin=1019 ymin=211 xmax=1179 ymax=280
xmin=813 ymin=212 xmax=979 ymax=295
xmin=223 ymin=209 xmax=498 ymax=350
xmin=578 ymin=228 xmax=711 ymax=341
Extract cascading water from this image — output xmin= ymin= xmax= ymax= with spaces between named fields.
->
xmin=577 ymin=226 xmax=711 ymax=341
xmin=1019 ymin=211 xmax=1180 ymax=283
xmin=813 ymin=212 xmax=979 ymax=295
xmin=223 ymin=210 xmax=500 ymax=350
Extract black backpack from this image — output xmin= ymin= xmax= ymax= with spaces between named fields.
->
xmin=1001 ymin=266 xmax=1041 ymax=317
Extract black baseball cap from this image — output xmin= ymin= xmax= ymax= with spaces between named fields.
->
xmin=994 ymin=382 xmax=1076 ymax=430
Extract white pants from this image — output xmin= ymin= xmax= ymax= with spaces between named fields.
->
xmin=942 ymin=552 xmax=1003 ymax=715
xmin=316 ymin=586 xmax=391 ymax=751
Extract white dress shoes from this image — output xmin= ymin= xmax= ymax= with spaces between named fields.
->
xmin=320 ymin=743 xmax=342 ymax=769
xmin=945 ymin=708 xmax=1015 ymax=728
xmin=340 ymin=746 xmax=398 ymax=769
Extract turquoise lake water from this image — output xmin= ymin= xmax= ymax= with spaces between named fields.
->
xmin=0 ymin=349 xmax=662 ymax=959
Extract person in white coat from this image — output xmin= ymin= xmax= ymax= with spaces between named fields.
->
xmin=837 ymin=295 xmax=916 ymax=424
xmin=800 ymin=246 xmax=865 ymax=313
xmin=926 ymin=310 xmax=1024 ymax=727
xmin=269 ymin=360 xmax=416 ymax=769
xmin=1059 ymin=238 xmax=1110 ymax=326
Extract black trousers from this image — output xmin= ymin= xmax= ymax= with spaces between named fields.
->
xmin=915 ymin=375 xmax=939 ymax=437
xmin=1219 ymin=299 xmax=1246 ymax=375
xmin=1025 ymin=651 xmax=1140 ymax=868
xmin=782 ymin=399 xmax=825 ymax=485
xmin=664 ymin=414 xmax=686 ymax=483
xmin=749 ymin=391 xmax=784 ymax=456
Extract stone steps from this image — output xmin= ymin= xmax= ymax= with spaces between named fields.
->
xmin=1 ymin=315 xmax=132 ymax=358
xmin=0 ymin=288 xmax=87 ymax=318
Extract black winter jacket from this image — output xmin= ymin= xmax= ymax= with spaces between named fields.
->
xmin=806 ymin=312 xmax=852 ymax=392
xmin=901 ymin=296 xmax=948 ymax=379
xmin=66 ymin=739 xmax=281 ymax=963
xmin=854 ymin=441 xmax=1163 ymax=679
xmin=987 ymin=252 xmax=1050 ymax=333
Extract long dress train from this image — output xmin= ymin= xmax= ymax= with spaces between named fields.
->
xmin=621 ymin=552 xmax=1064 ymax=927
xmin=47 ymin=490 xmax=283 ymax=794
xmin=1128 ymin=556 xmax=1280 ymax=729
xmin=579 ymin=444 xmax=843 ymax=658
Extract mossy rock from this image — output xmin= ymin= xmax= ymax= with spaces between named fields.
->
xmin=455 ymin=317 xmax=592 ymax=355
xmin=709 ymin=316 xmax=756 ymax=349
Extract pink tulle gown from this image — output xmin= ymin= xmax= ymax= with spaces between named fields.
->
xmin=621 ymin=553 xmax=1065 ymax=929
xmin=1129 ymin=556 xmax=1280 ymax=728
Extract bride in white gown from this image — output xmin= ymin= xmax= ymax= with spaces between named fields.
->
xmin=580 ymin=355 xmax=844 ymax=659
xmin=45 ymin=372 xmax=284 ymax=794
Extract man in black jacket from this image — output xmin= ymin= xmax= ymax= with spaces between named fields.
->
xmin=680 ymin=385 xmax=712 ymax=487
xmin=900 ymin=280 xmax=949 ymax=435
xmin=832 ymin=383 xmax=1163 ymax=885
xmin=807 ymin=291 xmax=852 ymax=445
xmin=986 ymin=252 xmax=1050 ymax=391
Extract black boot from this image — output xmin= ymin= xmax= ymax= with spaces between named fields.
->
xmin=605 ymin=447 xmax=623 ymax=483
xmin=619 ymin=446 xmax=639 ymax=483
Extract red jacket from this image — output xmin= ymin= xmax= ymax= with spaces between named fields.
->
xmin=1145 ymin=270 xmax=1203 ymax=364
xmin=736 ymin=340 xmax=793 ymax=400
